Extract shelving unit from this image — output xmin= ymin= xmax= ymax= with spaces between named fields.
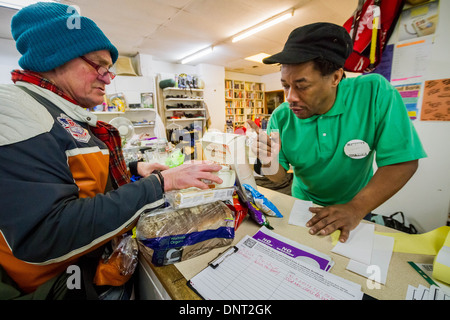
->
xmin=92 ymin=108 xmax=156 ymax=134
xmin=99 ymin=75 xmax=158 ymax=136
xmin=162 ymin=87 xmax=206 ymax=127
xmin=225 ymin=79 xmax=265 ymax=131
xmin=160 ymin=85 xmax=206 ymax=160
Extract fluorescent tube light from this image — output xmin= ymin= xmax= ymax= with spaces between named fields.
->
xmin=0 ymin=0 xmax=56 ymax=10
xmin=232 ymin=10 xmax=294 ymax=43
xmin=181 ymin=46 xmax=214 ymax=64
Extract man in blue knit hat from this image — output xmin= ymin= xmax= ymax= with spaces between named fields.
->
xmin=0 ymin=2 xmax=222 ymax=299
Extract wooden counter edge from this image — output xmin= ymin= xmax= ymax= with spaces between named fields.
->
xmin=140 ymin=256 xmax=201 ymax=300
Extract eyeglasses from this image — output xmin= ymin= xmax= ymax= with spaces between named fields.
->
xmin=80 ymin=56 xmax=116 ymax=80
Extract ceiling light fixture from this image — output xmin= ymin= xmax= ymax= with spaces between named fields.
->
xmin=245 ymin=53 xmax=271 ymax=64
xmin=232 ymin=9 xmax=294 ymax=43
xmin=0 ymin=0 xmax=56 ymax=10
xmin=181 ymin=46 xmax=214 ymax=64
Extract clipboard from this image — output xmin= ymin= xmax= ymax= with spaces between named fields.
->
xmin=187 ymin=235 xmax=366 ymax=300
xmin=186 ymin=245 xmax=238 ymax=299
xmin=208 ymin=246 xmax=239 ymax=269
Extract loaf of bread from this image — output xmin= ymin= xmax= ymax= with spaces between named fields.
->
xmin=136 ymin=201 xmax=235 ymax=266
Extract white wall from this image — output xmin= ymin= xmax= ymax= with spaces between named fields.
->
xmin=371 ymin=1 xmax=450 ymax=232
xmin=197 ymin=63 xmax=225 ymax=132
xmin=0 ymin=38 xmax=19 ymax=84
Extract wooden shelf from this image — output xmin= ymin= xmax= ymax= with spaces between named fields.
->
xmin=163 ymin=87 xmax=204 ymax=92
xmin=92 ymin=109 xmax=156 ymax=114
xmin=165 ymin=108 xmax=205 ymax=111
xmin=166 ymin=117 xmax=206 ymax=121
xmin=225 ymin=79 xmax=266 ymax=130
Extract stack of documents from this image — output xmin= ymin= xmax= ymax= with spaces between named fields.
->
xmin=188 ymin=230 xmax=364 ymax=300
xmin=288 ymin=199 xmax=395 ymax=285
xmin=406 ymin=284 xmax=449 ymax=300
xmin=331 ymin=223 xmax=395 ymax=285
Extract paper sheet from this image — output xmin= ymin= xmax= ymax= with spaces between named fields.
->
xmin=406 ymin=284 xmax=449 ymax=300
xmin=189 ymin=235 xmax=363 ymax=300
xmin=288 ymin=199 xmax=314 ymax=227
xmin=421 ymin=78 xmax=450 ymax=121
xmin=391 ymin=36 xmax=432 ymax=83
xmin=346 ymin=234 xmax=395 ymax=285
xmin=331 ymin=223 xmax=375 ymax=265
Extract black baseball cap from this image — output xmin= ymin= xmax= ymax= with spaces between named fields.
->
xmin=263 ymin=22 xmax=353 ymax=66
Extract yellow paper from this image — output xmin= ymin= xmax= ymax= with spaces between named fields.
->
xmin=375 ymin=226 xmax=450 ymax=255
xmin=432 ymin=231 xmax=450 ymax=284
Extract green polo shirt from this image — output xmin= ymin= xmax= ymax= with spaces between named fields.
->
xmin=267 ymin=74 xmax=427 ymax=206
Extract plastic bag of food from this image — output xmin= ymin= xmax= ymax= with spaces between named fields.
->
xmin=136 ymin=201 xmax=235 ymax=266
xmin=243 ymin=184 xmax=283 ymax=217
xmin=225 ymin=193 xmax=248 ymax=230
xmin=165 ymin=148 xmax=185 ymax=168
xmin=93 ymin=231 xmax=139 ymax=286
xmin=247 ymin=200 xmax=273 ymax=230
xmin=234 ymin=185 xmax=272 ymax=229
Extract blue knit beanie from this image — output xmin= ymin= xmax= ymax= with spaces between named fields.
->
xmin=11 ymin=2 xmax=119 ymax=72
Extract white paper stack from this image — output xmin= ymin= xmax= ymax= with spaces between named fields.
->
xmin=406 ymin=284 xmax=450 ymax=300
xmin=331 ymin=223 xmax=395 ymax=285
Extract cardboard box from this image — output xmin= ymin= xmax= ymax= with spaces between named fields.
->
xmin=201 ymin=131 xmax=257 ymax=189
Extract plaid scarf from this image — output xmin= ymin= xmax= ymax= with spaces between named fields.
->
xmin=11 ymin=69 xmax=131 ymax=187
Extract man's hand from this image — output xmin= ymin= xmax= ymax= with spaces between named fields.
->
xmin=161 ymin=161 xmax=223 ymax=191
xmin=247 ymin=120 xmax=281 ymax=175
xmin=306 ymin=160 xmax=419 ymax=243
xmin=137 ymin=161 xmax=169 ymax=177
xmin=306 ymin=203 xmax=367 ymax=243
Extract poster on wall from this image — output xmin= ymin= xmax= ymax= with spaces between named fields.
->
xmin=397 ymin=0 xmax=439 ymax=42
xmin=390 ymin=36 xmax=432 ymax=85
xmin=389 ymin=37 xmax=433 ymax=121
xmin=420 ymin=78 xmax=450 ymax=121
xmin=394 ymin=83 xmax=422 ymax=120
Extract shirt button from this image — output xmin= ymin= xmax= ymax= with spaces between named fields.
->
xmin=322 ymin=133 xmax=327 ymax=137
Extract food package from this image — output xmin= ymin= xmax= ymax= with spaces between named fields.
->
xmin=235 ymin=182 xmax=273 ymax=229
xmin=165 ymin=187 xmax=234 ymax=209
xmin=243 ymin=184 xmax=283 ymax=217
xmin=136 ymin=201 xmax=235 ymax=266
xmin=165 ymin=148 xmax=185 ymax=168
xmin=201 ymin=131 xmax=258 ymax=189
xmin=202 ymin=165 xmax=236 ymax=189
xmin=93 ymin=232 xmax=139 ymax=286
xmin=225 ymin=193 xmax=248 ymax=230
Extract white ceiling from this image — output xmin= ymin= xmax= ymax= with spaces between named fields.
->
xmin=0 ymin=0 xmax=358 ymax=76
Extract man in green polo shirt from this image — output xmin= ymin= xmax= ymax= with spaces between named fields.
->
xmin=248 ymin=22 xmax=427 ymax=243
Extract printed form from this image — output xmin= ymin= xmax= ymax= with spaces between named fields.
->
xmin=189 ymin=235 xmax=363 ymax=300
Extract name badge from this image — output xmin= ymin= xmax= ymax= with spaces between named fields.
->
xmin=344 ymin=139 xmax=370 ymax=159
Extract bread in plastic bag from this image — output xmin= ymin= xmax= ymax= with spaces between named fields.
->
xmin=136 ymin=201 xmax=235 ymax=266
xmin=93 ymin=232 xmax=139 ymax=286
